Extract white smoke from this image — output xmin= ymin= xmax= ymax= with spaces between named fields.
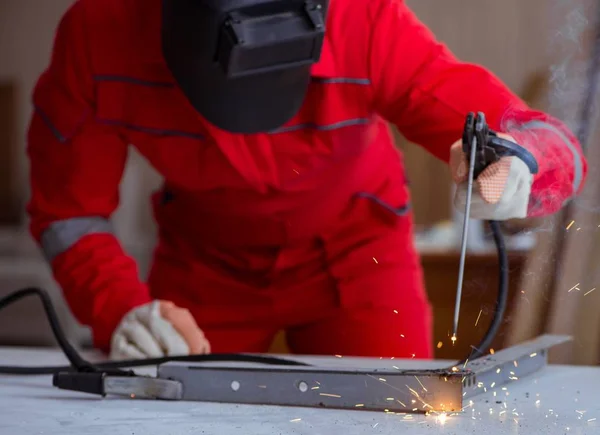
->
xmin=546 ymin=1 xmax=594 ymax=132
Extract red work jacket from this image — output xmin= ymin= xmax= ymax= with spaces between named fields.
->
xmin=27 ymin=0 xmax=587 ymax=350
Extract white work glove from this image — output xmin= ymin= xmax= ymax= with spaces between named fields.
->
xmin=110 ymin=300 xmax=211 ymax=360
xmin=450 ymin=134 xmax=533 ymax=220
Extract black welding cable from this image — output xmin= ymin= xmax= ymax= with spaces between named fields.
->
xmin=0 ymin=287 xmax=309 ymax=375
xmin=459 ymin=220 xmax=509 ymax=363
xmin=0 ymin=288 xmax=101 ymax=373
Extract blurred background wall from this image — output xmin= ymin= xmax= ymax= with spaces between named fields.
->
xmin=1 ymin=0 xmax=598 ymax=363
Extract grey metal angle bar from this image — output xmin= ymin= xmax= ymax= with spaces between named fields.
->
xmin=462 ymin=334 xmax=571 ymax=399
xmin=156 ymin=334 xmax=570 ymax=413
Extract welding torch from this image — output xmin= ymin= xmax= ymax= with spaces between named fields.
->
xmin=452 ymin=112 xmax=539 ymax=360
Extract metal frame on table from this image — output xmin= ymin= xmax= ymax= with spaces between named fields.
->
xmin=100 ymin=335 xmax=568 ymax=413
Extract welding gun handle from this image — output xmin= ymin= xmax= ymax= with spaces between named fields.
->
xmin=487 ymin=135 xmax=539 ymax=175
xmin=53 ymin=371 xmax=106 ymax=396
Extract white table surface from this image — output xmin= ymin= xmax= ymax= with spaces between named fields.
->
xmin=1 ymin=347 xmax=599 ymax=435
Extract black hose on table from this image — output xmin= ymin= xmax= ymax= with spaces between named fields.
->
xmin=0 ymin=287 xmax=310 ymax=375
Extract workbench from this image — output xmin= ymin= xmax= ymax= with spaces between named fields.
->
xmin=1 ymin=347 xmax=598 ymax=435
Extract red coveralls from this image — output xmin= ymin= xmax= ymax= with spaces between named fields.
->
xmin=27 ymin=0 xmax=587 ymax=357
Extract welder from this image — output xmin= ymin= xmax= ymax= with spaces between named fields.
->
xmin=26 ymin=0 xmax=587 ymax=361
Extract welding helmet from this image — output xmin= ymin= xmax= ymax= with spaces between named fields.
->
xmin=161 ymin=0 xmax=328 ymax=134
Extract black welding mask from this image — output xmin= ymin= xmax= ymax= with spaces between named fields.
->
xmin=161 ymin=0 xmax=328 ymax=134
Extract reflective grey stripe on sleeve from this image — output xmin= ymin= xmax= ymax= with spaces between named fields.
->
xmin=519 ymin=120 xmax=584 ymax=195
xmin=40 ymin=217 xmax=114 ymax=262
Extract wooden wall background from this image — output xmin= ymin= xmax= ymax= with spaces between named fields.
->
xmin=400 ymin=0 xmax=551 ymax=226
xmin=0 ymin=83 xmax=18 ymax=225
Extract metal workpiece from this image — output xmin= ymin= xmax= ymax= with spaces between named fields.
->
xmin=462 ymin=335 xmax=571 ymax=398
xmin=158 ymin=361 xmax=464 ymax=412
xmin=104 ymin=376 xmax=183 ymax=400
xmin=156 ymin=335 xmax=570 ymax=413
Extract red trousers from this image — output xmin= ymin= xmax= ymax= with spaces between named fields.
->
xmin=147 ymin=186 xmax=434 ymax=359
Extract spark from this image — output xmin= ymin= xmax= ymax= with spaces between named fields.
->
xmin=496 ymin=368 xmax=501 ymax=374
xmin=566 ymin=220 xmax=575 ymax=230
xmin=530 ymin=353 xmax=538 ymax=357
xmin=415 ymin=376 xmax=428 ymax=392
xmin=588 ymin=418 xmax=597 ymax=422
xmin=437 ymin=341 xmax=444 ymax=349
xmin=397 ymin=400 xmax=407 ymax=407
xmin=311 ymin=386 xmax=319 ymax=390
xmin=514 ymin=361 xmax=518 ymax=367
xmin=373 ymin=257 xmax=378 ymax=264
xmin=451 ymin=334 xmax=458 ymax=345
xmin=319 ymin=393 xmax=341 ymax=398
xmin=475 ymin=309 xmax=483 ymax=326
xmin=373 ymin=423 xmax=379 ymax=428
xmin=355 ymin=404 xmax=364 ymax=407
xmin=335 ymin=355 xmax=342 ymax=358
xmin=585 ymin=288 xmax=596 ymax=296
xmin=290 ymin=418 xmax=302 ymax=422
xmin=490 ymin=349 xmax=495 ymax=355
xmin=379 ymin=378 xmax=387 ymax=382
xmin=436 ymin=413 xmax=448 ymax=425
xmin=394 ymin=310 xmax=398 ymax=314
xmin=568 ymin=283 xmax=581 ymax=293
xmin=400 ymin=334 xmax=405 ymax=338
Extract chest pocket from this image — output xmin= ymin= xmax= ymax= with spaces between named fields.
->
xmin=94 ymin=75 xmax=249 ymax=190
